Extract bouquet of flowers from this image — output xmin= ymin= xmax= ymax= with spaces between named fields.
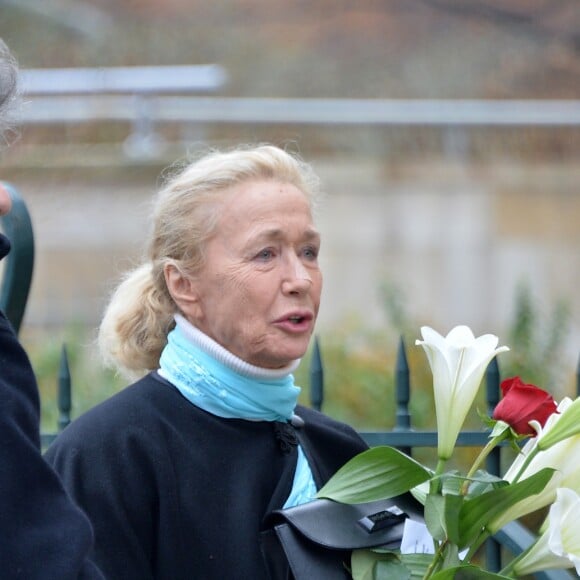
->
xmin=316 ymin=325 xmax=580 ymax=579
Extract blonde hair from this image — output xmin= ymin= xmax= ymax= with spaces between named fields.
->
xmin=98 ymin=144 xmax=322 ymax=377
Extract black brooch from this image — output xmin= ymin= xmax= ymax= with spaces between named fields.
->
xmin=273 ymin=421 xmax=298 ymax=455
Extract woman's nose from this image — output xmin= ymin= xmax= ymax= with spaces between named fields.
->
xmin=282 ymin=256 xmax=312 ymax=294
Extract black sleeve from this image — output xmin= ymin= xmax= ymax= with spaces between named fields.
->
xmin=0 ymin=237 xmax=103 ymax=579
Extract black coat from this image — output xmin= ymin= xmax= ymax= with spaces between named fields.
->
xmin=45 ymin=372 xmax=369 ymax=580
xmin=0 ymin=234 xmax=102 ymax=579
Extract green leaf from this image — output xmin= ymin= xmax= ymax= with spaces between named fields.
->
xmin=489 ymin=420 xmax=510 ymax=439
xmin=351 ymin=549 xmax=379 ymax=580
xmin=316 ymin=446 xmax=431 ymax=503
xmin=439 ymin=470 xmax=464 ymax=495
xmin=410 ymin=482 xmax=429 ymax=506
xmin=425 ymin=494 xmax=446 ymax=541
xmin=441 ymin=543 xmax=462 ymax=569
xmin=425 ymin=493 xmax=464 ymax=544
xmin=399 ymin=554 xmax=435 ymax=579
xmin=375 ymin=558 xmax=412 ymax=580
xmin=435 ymin=469 xmax=504 ymax=498
xmin=458 ymin=467 xmax=555 ymax=548
xmin=465 ymin=470 xmax=506 ymax=498
xmin=443 ymin=494 xmax=464 ymax=545
xmin=351 ymin=549 xmax=409 ymax=580
xmin=430 ymin=564 xmax=512 ymax=579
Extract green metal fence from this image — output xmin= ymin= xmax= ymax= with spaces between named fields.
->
xmin=42 ymin=335 xmax=577 ymax=578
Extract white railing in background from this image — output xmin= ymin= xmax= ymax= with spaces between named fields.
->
xmin=16 ymin=66 xmax=580 ymax=157
xmin=19 ymin=65 xmax=228 ymax=95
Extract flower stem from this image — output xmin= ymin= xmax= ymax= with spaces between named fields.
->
xmin=511 ymin=446 xmax=540 ymax=484
xmin=431 ymin=457 xmax=448 ymax=494
xmin=499 ymin=557 xmax=518 ymax=578
xmin=423 ymin=539 xmax=448 ymax=580
xmin=434 ymin=457 xmax=448 ymax=476
xmin=463 ymin=528 xmax=489 ymax=562
xmin=461 ymin=432 xmax=507 ymax=495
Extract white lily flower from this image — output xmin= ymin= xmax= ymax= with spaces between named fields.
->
xmin=415 ymin=325 xmax=509 ymax=460
xmin=528 ymin=396 xmax=575 ymax=441
xmin=488 ymin=402 xmax=580 ymax=532
xmin=512 ymin=488 xmax=580 ymax=577
xmin=537 ymin=396 xmax=580 ymax=451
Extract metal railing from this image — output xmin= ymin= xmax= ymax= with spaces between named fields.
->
xmin=41 ymin=335 xmax=578 ymax=578
xmin=19 ymin=65 xmax=228 ymax=96
xmin=18 ymin=65 xmax=229 ymax=158
xmin=15 ymin=65 xmax=580 ymax=161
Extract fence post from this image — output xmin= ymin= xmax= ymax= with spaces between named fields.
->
xmin=485 ymin=357 xmax=501 ymax=476
xmin=309 ymin=336 xmax=324 ymax=412
xmin=484 ymin=356 xmax=502 ymax=572
xmin=393 ymin=337 xmax=412 ymax=456
xmin=58 ymin=344 xmax=72 ymax=431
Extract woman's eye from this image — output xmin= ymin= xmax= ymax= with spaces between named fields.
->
xmin=303 ymin=245 xmax=319 ymax=260
xmin=255 ymin=248 xmax=275 ymax=261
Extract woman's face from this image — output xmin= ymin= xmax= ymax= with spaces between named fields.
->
xmin=178 ymin=180 xmax=322 ymax=369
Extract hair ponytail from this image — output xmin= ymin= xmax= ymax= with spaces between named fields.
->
xmin=98 ymin=263 xmax=175 ymax=378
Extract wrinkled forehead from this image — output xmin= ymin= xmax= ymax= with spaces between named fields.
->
xmin=220 ymin=180 xmax=313 ymax=220
xmin=210 ymin=181 xmax=318 ymax=245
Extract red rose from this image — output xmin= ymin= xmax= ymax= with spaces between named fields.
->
xmin=493 ymin=376 xmax=558 ymax=436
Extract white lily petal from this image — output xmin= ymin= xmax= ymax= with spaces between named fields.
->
xmin=419 ymin=325 xmax=446 ymax=344
xmin=557 ymin=397 xmax=574 ymax=412
xmin=415 ymin=325 xmax=508 ymax=460
xmin=539 ymin=397 xmax=580 ymax=451
xmin=416 ymin=327 xmax=446 ymax=355
xmin=457 ymin=336 xmax=505 ymax=384
xmin=445 ymin=325 xmax=476 ymax=346
xmin=492 ymin=433 xmax=580 ymax=532
xmin=514 ymin=527 xmax=576 ymax=576
xmin=548 ymin=489 xmax=580 ymax=559
xmin=515 ymin=488 xmax=580 ymax=576
xmin=528 ymin=419 xmax=543 ymax=437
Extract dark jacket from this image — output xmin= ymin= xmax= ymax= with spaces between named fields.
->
xmin=45 ymin=372 xmax=368 ymax=580
xmin=0 ymin=233 xmax=103 ymax=579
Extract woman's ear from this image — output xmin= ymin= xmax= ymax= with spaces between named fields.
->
xmin=164 ymin=263 xmax=202 ymax=321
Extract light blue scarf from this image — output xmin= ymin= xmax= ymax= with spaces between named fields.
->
xmin=159 ymin=314 xmax=317 ymax=507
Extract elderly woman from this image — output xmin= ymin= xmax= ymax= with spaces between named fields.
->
xmin=45 ymin=145 xmax=373 ymax=579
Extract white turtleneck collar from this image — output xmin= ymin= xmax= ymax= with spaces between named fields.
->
xmin=173 ymin=313 xmax=301 ymax=380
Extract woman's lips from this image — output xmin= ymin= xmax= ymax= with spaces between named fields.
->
xmin=273 ymin=311 xmax=314 ymax=333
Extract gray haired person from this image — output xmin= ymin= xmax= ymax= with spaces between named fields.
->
xmin=0 ymin=36 xmax=103 ymax=579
